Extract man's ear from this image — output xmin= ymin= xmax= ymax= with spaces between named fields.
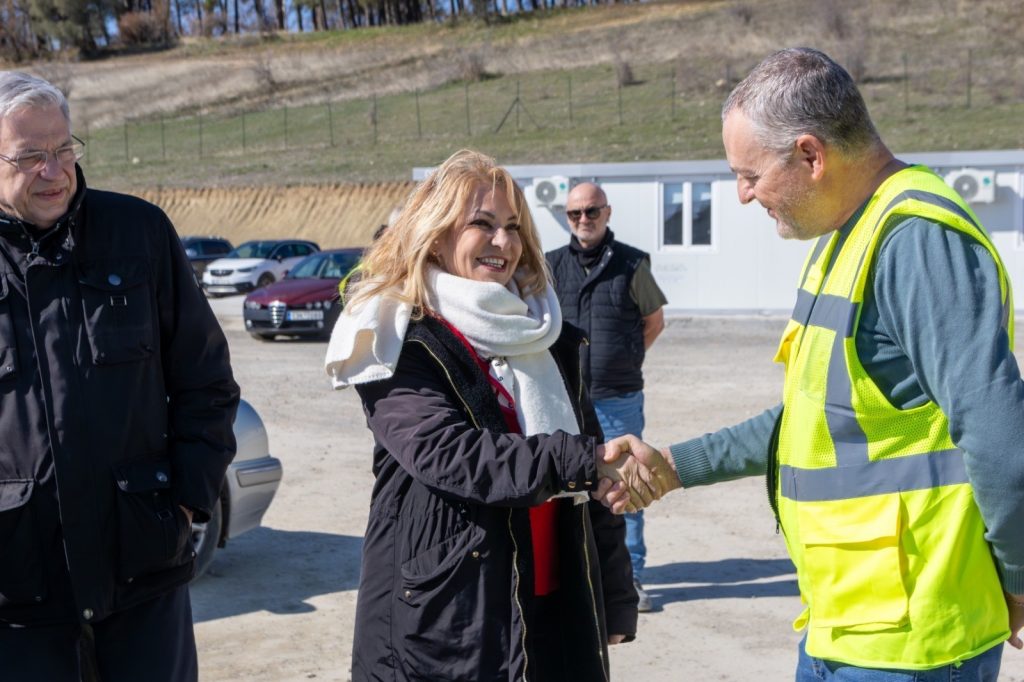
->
xmin=794 ymin=134 xmax=827 ymax=181
xmin=606 ymin=204 xmax=612 ymax=223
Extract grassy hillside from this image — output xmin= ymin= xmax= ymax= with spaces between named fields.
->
xmin=33 ymin=0 xmax=1024 ymax=188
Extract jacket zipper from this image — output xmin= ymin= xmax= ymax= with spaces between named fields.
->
xmin=580 ymin=507 xmax=609 ymax=682
xmin=765 ymin=409 xmax=784 ymax=535
xmin=408 ymin=339 xmax=480 ymax=429
xmin=508 ymin=508 xmax=529 ymax=682
xmin=577 ymin=338 xmax=607 ymax=680
xmin=408 ymin=338 xmax=529 ymax=679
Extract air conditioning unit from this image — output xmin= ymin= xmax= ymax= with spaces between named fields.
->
xmin=944 ymin=168 xmax=996 ymax=204
xmin=532 ymin=176 xmax=570 ymax=207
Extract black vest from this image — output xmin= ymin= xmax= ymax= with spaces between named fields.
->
xmin=546 ymin=239 xmax=648 ymax=399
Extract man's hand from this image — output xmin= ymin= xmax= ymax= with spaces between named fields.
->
xmin=180 ymin=505 xmax=194 ymax=526
xmin=1007 ymin=592 xmax=1024 ymax=649
xmin=593 ymin=435 xmax=681 ymax=514
xmin=608 ymin=634 xmax=628 ymax=645
xmin=594 ymin=441 xmax=659 ymax=513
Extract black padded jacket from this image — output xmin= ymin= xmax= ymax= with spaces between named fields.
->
xmin=0 ymin=168 xmax=239 ymax=626
xmin=351 ymin=314 xmax=637 ymax=682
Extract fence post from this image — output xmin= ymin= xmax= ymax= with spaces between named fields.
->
xmin=284 ymin=106 xmax=289 ymax=149
xmin=966 ymin=48 xmax=972 ymax=108
xmin=327 ymin=101 xmax=335 ymax=147
xmin=123 ymin=121 xmax=129 ymax=163
xmin=464 ymin=83 xmax=471 ymax=136
xmin=670 ymin=67 xmax=676 ymax=120
xmin=617 ymin=83 xmax=623 ymax=126
xmin=516 ymin=80 xmax=521 ymax=132
xmin=160 ymin=114 xmax=166 ymax=161
xmin=568 ymin=74 xmax=573 ymax=126
xmin=372 ymin=94 xmax=378 ymax=145
xmin=198 ymin=112 xmax=203 ymax=159
xmin=415 ymin=89 xmax=422 ymax=139
xmin=902 ymin=53 xmax=909 ymax=114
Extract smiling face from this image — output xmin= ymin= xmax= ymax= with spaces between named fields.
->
xmin=0 ymin=105 xmax=78 ymax=230
xmin=435 ymin=185 xmax=523 ymax=286
xmin=723 ymin=110 xmax=822 ymax=241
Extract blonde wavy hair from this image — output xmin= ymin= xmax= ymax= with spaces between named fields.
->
xmin=347 ymin=149 xmax=548 ymax=318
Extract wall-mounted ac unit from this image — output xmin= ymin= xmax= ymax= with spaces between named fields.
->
xmin=532 ymin=176 xmax=570 ymax=207
xmin=944 ymin=168 xmax=996 ymax=204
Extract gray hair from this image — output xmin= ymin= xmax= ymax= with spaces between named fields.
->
xmin=0 ymin=71 xmax=71 ymax=125
xmin=722 ymin=48 xmax=879 ymax=157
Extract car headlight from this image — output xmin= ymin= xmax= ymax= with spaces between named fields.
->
xmin=237 ymin=266 xmax=256 ymax=274
xmin=244 ymin=300 xmax=262 ymax=310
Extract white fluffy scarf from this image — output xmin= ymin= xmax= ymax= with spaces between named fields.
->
xmin=325 ymin=268 xmax=580 ymax=440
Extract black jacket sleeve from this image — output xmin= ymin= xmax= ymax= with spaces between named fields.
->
xmin=156 ymin=212 xmax=240 ymax=521
xmin=356 ymin=341 xmax=598 ymax=507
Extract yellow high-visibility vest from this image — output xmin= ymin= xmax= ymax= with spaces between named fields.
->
xmin=774 ymin=165 xmax=1011 ymax=668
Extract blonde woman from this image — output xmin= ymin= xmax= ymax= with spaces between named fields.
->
xmin=326 ymin=150 xmax=651 ymax=681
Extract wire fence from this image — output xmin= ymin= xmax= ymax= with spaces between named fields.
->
xmin=78 ymin=48 xmax=1024 ymax=168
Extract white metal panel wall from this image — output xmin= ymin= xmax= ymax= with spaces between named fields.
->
xmin=415 ymin=151 xmax=1024 ymax=313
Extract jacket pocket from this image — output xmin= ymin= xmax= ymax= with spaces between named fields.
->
xmin=112 ymin=458 xmax=192 ymax=582
xmin=78 ymin=260 xmax=156 ymax=366
xmin=797 ymin=494 xmax=909 ymax=632
xmin=0 ymin=276 xmax=17 ymax=382
xmin=0 ymin=479 xmax=46 ymax=605
xmin=395 ymin=525 xmax=490 ymax=679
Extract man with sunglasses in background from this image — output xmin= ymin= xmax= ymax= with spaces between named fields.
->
xmin=546 ymin=181 xmax=667 ymax=613
xmin=0 ymin=71 xmax=238 ymax=681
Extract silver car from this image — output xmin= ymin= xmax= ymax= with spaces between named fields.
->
xmin=191 ymin=399 xmax=283 ymax=577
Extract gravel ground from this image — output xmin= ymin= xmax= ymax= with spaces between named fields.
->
xmin=190 ymin=296 xmax=1024 ymax=681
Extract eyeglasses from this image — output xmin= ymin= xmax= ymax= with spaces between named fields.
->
xmin=566 ymin=205 xmax=607 ymax=222
xmin=0 ymin=136 xmax=86 ymax=173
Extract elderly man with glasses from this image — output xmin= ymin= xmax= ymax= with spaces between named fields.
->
xmin=545 ymin=181 xmax=667 ymax=613
xmin=0 ymin=71 xmax=239 ymax=681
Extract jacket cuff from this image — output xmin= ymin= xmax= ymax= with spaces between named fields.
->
xmin=999 ymin=562 xmax=1024 ymax=595
xmin=561 ymin=433 xmax=598 ymax=493
xmin=669 ymin=437 xmax=714 ymax=488
xmin=605 ymin=603 xmax=638 ymax=640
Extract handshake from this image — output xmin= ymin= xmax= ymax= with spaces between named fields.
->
xmin=592 ymin=435 xmax=682 ymax=513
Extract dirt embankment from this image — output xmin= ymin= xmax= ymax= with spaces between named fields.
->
xmin=137 ymin=181 xmax=415 ymax=247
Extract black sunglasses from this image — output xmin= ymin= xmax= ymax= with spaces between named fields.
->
xmin=566 ymin=205 xmax=607 ymax=222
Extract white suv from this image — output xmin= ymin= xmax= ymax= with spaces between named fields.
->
xmin=202 ymin=240 xmax=319 ymax=297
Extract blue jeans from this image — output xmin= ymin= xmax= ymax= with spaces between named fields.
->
xmin=593 ymin=391 xmax=646 ymax=581
xmin=796 ymin=636 xmax=1003 ymax=681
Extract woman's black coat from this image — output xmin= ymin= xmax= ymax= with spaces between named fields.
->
xmin=352 ymin=315 xmax=637 ymax=682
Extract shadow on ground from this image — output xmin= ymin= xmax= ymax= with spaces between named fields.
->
xmin=190 ymin=527 xmax=362 ymax=623
xmin=642 ymin=558 xmax=798 ymax=608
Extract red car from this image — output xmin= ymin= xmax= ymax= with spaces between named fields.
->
xmin=242 ymin=248 xmax=362 ymax=340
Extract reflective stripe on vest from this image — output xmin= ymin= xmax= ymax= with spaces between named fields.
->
xmin=775 ymin=165 xmax=1011 ymax=669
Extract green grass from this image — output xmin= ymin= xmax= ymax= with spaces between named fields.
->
xmin=78 ymin=2 xmax=1024 ymax=188
xmin=79 ymin=61 xmax=736 ymax=187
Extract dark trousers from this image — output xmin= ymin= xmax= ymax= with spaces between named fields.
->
xmin=0 ymin=585 xmax=198 ymax=682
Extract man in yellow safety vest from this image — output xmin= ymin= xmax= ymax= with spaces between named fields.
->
xmin=595 ymin=47 xmax=1024 ymax=680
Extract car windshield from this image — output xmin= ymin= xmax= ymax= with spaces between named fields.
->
xmin=227 ymin=241 xmax=278 ymax=259
xmin=286 ymin=252 xmax=360 ymax=279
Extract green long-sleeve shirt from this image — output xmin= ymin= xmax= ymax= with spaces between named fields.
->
xmin=670 ymin=213 xmax=1024 ymax=593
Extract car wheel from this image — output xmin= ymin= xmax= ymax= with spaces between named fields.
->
xmin=256 ymin=273 xmax=275 ymax=288
xmin=191 ymin=497 xmax=223 ymax=579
